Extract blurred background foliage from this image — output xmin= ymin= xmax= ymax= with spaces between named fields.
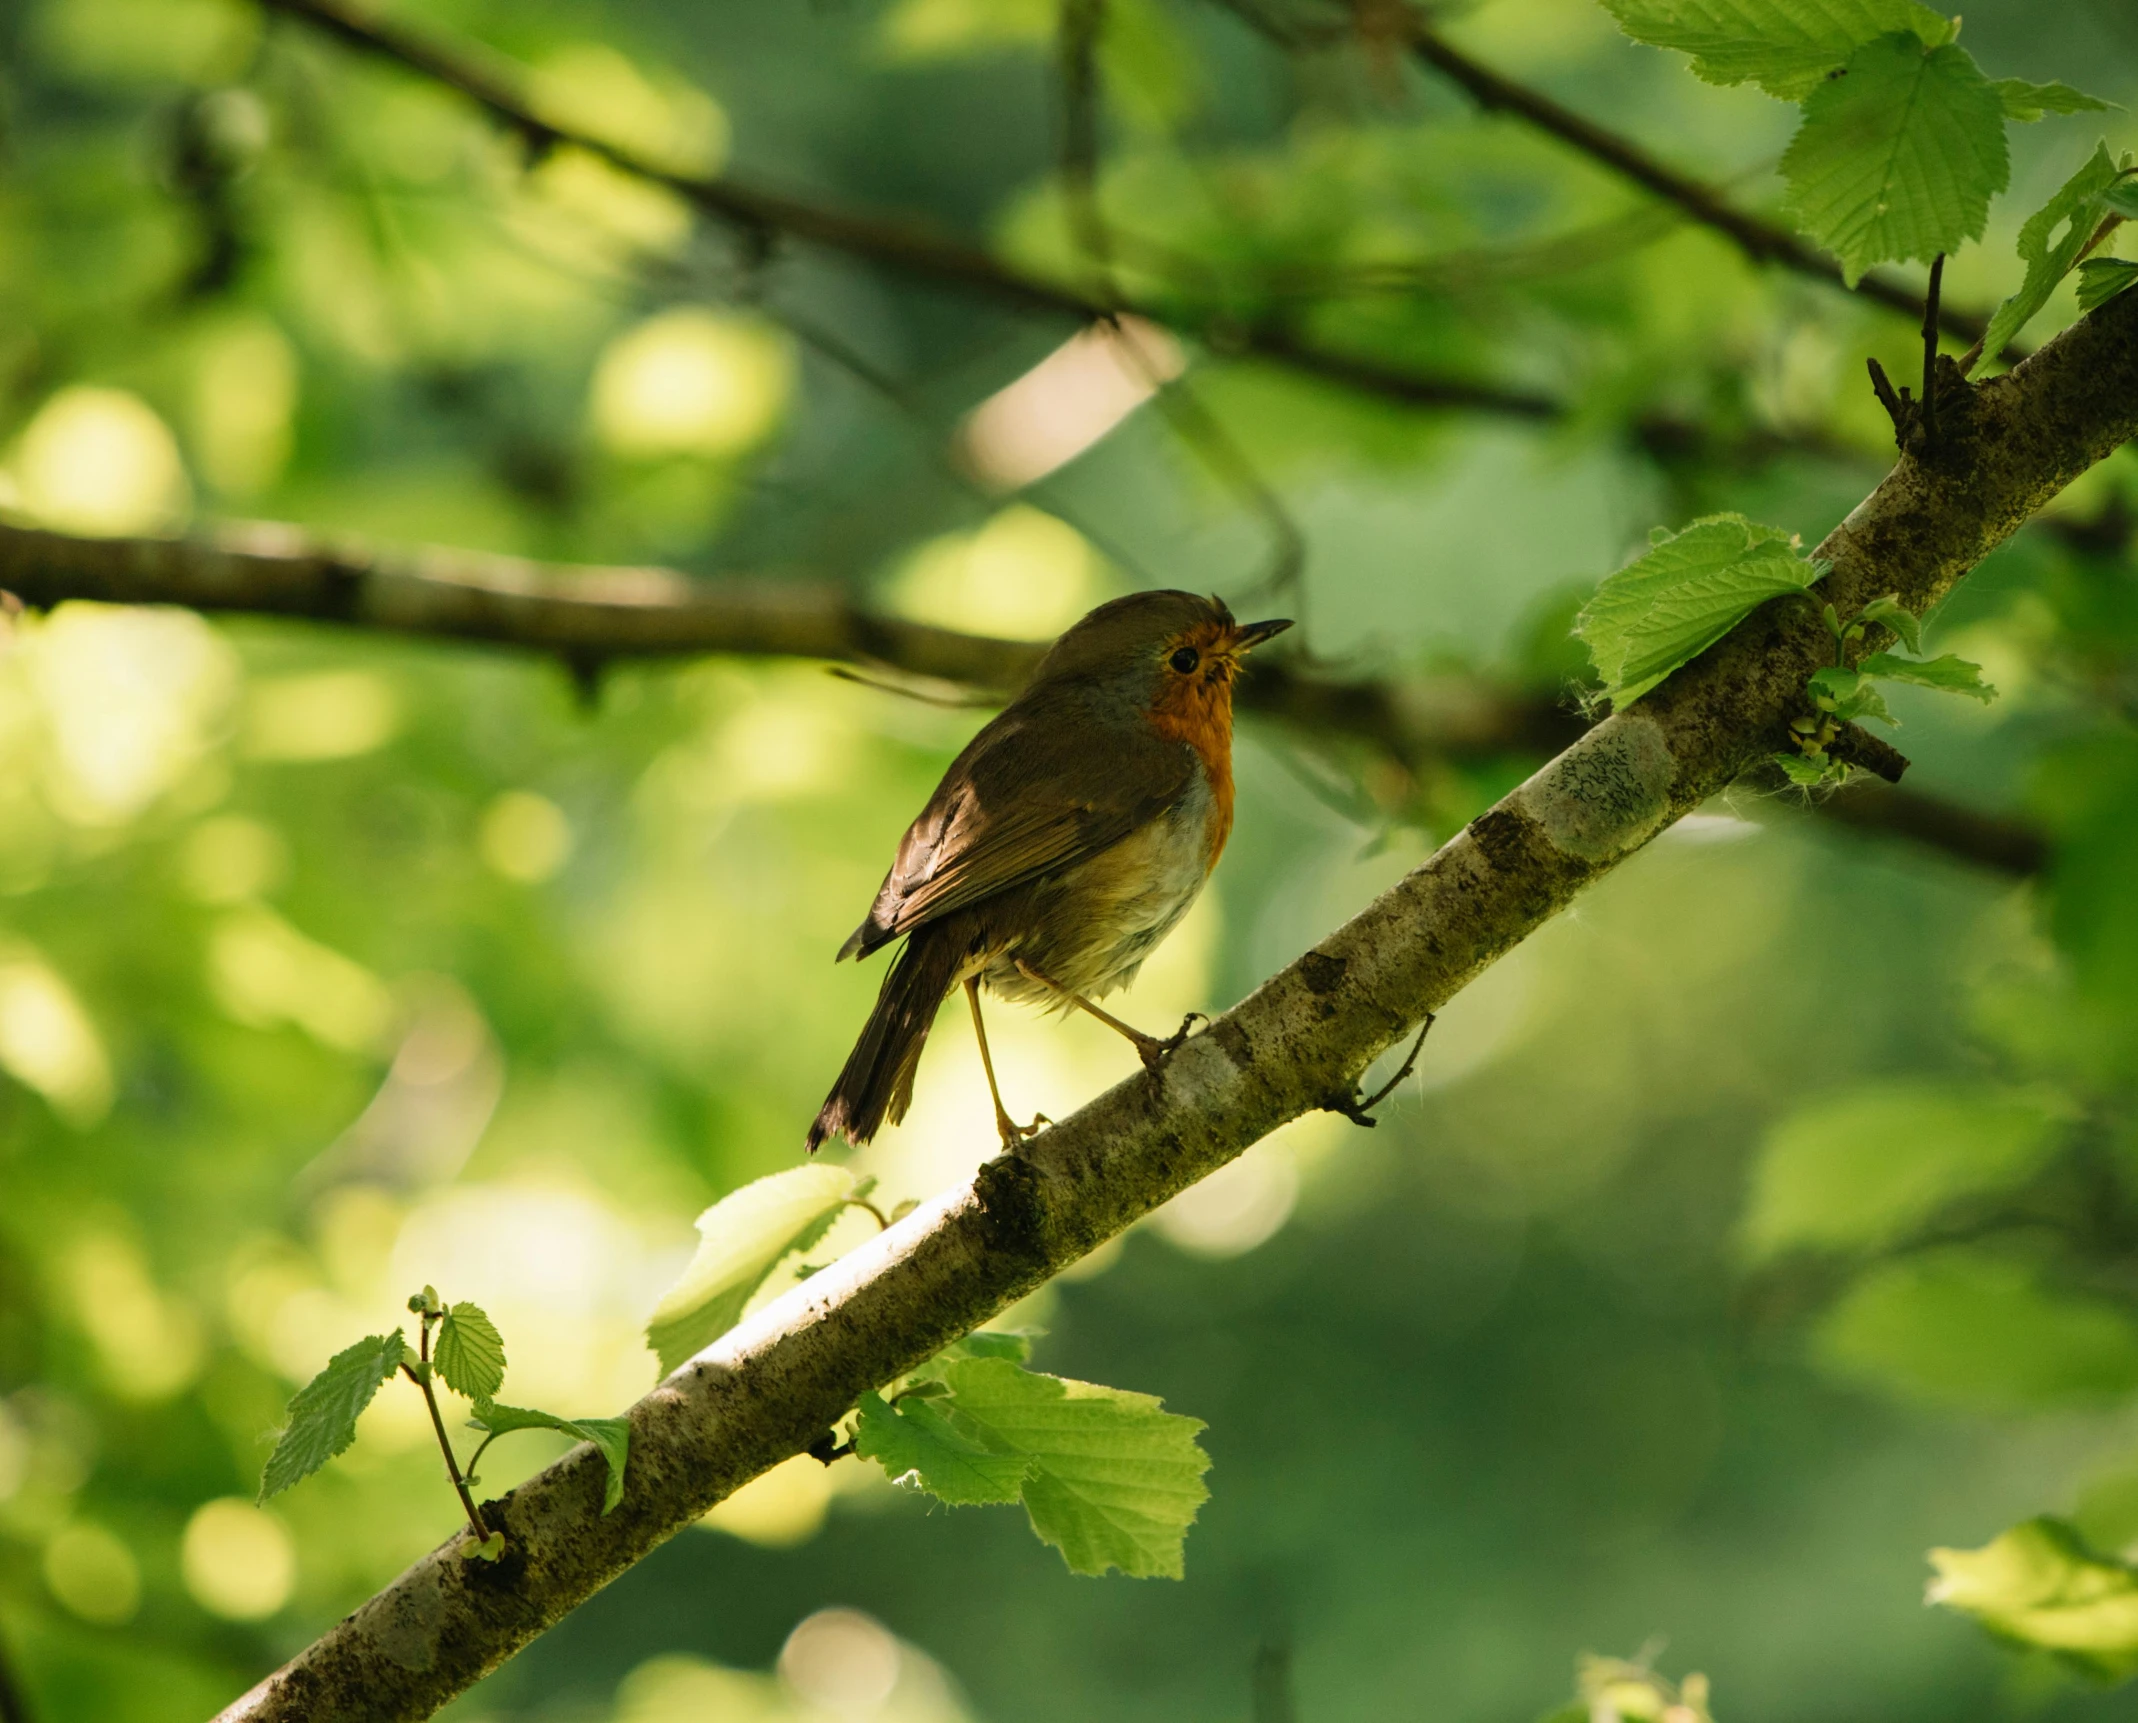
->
xmin=4 ymin=0 xmax=2138 ymax=1718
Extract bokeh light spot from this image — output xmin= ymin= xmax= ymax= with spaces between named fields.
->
xmin=181 ymin=1498 xmax=295 ymax=1620
xmin=10 ymin=385 xmax=190 ymax=535
xmin=43 ymin=1522 xmax=141 ymax=1625
xmin=480 ymin=790 xmax=574 ymax=882
xmin=590 ymin=310 xmax=793 ymax=460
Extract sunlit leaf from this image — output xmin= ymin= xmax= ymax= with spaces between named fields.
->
xmin=941 ymin=1358 xmax=1210 ymax=1579
xmin=259 ymin=1330 xmax=405 ymax=1502
xmin=1577 ymin=513 xmax=1825 ymax=707
xmin=645 ymin=1165 xmax=856 ymax=1374
xmin=853 ymin=1388 xmax=1032 ymax=1504
xmin=1930 ymin=1518 xmax=2138 ymax=1676
xmin=1780 ymin=33 xmax=2008 ymax=284
xmin=471 ymin=1401 xmax=631 ymax=1514
xmin=1857 ymin=594 xmax=1922 ymax=654
xmin=1598 ymin=0 xmax=1952 ymax=100
xmin=434 ymin=1302 xmax=506 ymax=1403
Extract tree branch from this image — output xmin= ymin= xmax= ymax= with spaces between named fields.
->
xmin=0 ymin=516 xmax=2043 ymax=878
xmin=1207 ymin=0 xmax=1995 ymax=349
xmin=255 ymin=0 xmax=1558 ymax=423
xmin=208 ymin=277 xmax=2138 ymax=1723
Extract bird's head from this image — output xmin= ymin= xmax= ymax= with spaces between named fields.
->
xmin=1028 ymin=590 xmax=1293 ymax=715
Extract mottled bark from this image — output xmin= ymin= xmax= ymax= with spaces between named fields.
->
xmin=208 ymin=277 xmax=2138 ymax=1723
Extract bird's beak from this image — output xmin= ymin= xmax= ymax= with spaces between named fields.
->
xmin=1231 ymin=617 xmax=1294 ymax=653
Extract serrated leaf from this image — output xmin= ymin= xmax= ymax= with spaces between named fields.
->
xmin=904 ymin=1329 xmax=1039 ymax=1388
xmin=2078 ymin=257 xmax=2138 ymax=313
xmin=1781 ymin=33 xmax=2009 ymax=285
xmin=259 ymin=1330 xmax=405 ymax=1502
xmin=1930 ymin=1518 xmax=2138 ymax=1676
xmin=434 ymin=1302 xmax=506 ymax=1402
xmin=1576 ymin=513 xmax=1825 ymax=707
xmin=1993 ymin=79 xmax=2117 ymax=123
xmin=942 ymin=1358 xmax=1210 ymax=1579
xmin=1774 ymin=750 xmax=1841 ymax=785
xmin=472 ymin=1401 xmax=631 ymax=1514
xmin=646 ymin=1164 xmax=856 ymax=1374
xmin=853 ymin=1389 xmax=1033 ymax=1505
xmin=1859 ymin=650 xmax=1995 ymax=700
xmin=1597 ymin=0 xmax=1952 ymax=100
xmin=1975 ymin=144 xmax=2122 ymax=372
xmin=1857 ymin=594 xmax=1922 ymax=653
xmin=1742 ymin=1080 xmax=2069 ymax=1260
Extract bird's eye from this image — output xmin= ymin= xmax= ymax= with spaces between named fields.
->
xmin=1169 ymin=646 xmax=1200 ymax=674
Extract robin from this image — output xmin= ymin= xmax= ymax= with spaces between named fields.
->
xmin=808 ymin=590 xmax=1292 ymax=1154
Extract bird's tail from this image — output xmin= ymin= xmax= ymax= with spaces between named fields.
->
xmin=808 ymin=932 xmax=963 ymax=1152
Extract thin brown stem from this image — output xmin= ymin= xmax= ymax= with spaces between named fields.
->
xmin=407 ymin=1319 xmax=487 ymax=1541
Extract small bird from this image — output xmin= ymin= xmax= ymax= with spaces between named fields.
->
xmin=808 ymin=590 xmax=1292 ymax=1153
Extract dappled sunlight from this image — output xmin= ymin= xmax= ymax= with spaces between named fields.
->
xmin=591 ymin=310 xmax=794 ymax=460
xmin=15 ymin=602 xmax=236 ymax=826
xmin=5 ymin=386 xmax=190 ymax=536
xmin=883 ymin=507 xmax=1114 ymax=640
xmin=0 ymin=948 xmax=113 ymax=1127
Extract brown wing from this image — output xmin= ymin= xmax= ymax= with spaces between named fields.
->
xmin=838 ymin=695 xmax=1195 ymax=961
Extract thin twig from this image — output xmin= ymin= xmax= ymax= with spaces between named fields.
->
xmin=1324 ymin=1012 xmax=1434 ymax=1124
xmin=1205 ymin=0 xmax=1997 ymax=350
xmin=257 ymin=0 xmax=1567 ymax=423
xmin=405 ymin=1318 xmax=488 ymax=1542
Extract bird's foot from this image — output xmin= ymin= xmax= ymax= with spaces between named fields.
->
xmin=1134 ymin=1013 xmax=1210 ymax=1074
xmin=994 ymin=1109 xmax=1051 ymax=1154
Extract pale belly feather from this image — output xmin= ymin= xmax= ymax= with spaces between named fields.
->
xmin=979 ymin=773 xmax=1216 ymax=1005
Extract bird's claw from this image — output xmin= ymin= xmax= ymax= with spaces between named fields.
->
xmin=995 ymin=1111 xmax=1051 ymax=1154
xmin=1135 ymin=1013 xmax=1210 ymax=1074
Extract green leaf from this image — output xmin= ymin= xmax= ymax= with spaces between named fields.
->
xmin=1930 ymin=1518 xmax=2138 ymax=1676
xmin=471 ymin=1401 xmax=631 ymax=1514
xmin=1597 ymin=0 xmax=1953 ymax=100
xmin=1780 ymin=33 xmax=2009 ymax=285
xmin=2105 ymin=179 xmax=2138 ymax=221
xmin=645 ymin=1164 xmax=856 ymax=1374
xmin=433 ymin=1302 xmax=506 ymax=1402
xmin=1576 ymin=514 xmax=1825 ymax=707
xmin=1818 ymin=1250 xmax=2138 ymax=1409
xmin=1993 ymin=79 xmax=2117 ymax=122
xmin=1807 ymin=665 xmax=1894 ymax=725
xmin=853 ymin=1389 xmax=1033 ymax=1505
xmin=903 ymin=1329 xmax=1039 ymax=1387
xmin=941 ymin=1358 xmax=1211 ymax=1579
xmin=1857 ymin=593 xmax=1922 ymax=653
xmin=1859 ymin=649 xmax=1995 ymax=700
xmin=2077 ymin=257 xmax=2138 ymax=313
xmin=1975 ymin=145 xmax=2123 ymax=372
xmin=1741 ymin=1080 xmax=2070 ymax=1259
xmin=259 ymin=1330 xmax=405 ymax=1502
xmin=1774 ymin=750 xmax=1841 ymax=786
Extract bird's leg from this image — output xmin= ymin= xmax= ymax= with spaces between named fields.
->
xmin=966 ymin=978 xmax=1046 ymax=1152
xmin=1013 ymin=960 xmax=1206 ymax=1073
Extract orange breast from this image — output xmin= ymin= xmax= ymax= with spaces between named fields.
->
xmin=1147 ymin=675 xmax=1235 ymax=868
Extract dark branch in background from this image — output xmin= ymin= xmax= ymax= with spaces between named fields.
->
xmin=1207 ymin=0 xmax=1997 ymax=350
xmin=0 ymin=1620 xmax=34 ymax=1723
xmin=256 ymin=0 xmax=1553 ymax=423
xmin=211 ymin=267 xmax=2138 ymax=1723
xmin=257 ymin=0 xmax=1864 ymax=473
xmin=0 ymin=517 xmax=2047 ymax=879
